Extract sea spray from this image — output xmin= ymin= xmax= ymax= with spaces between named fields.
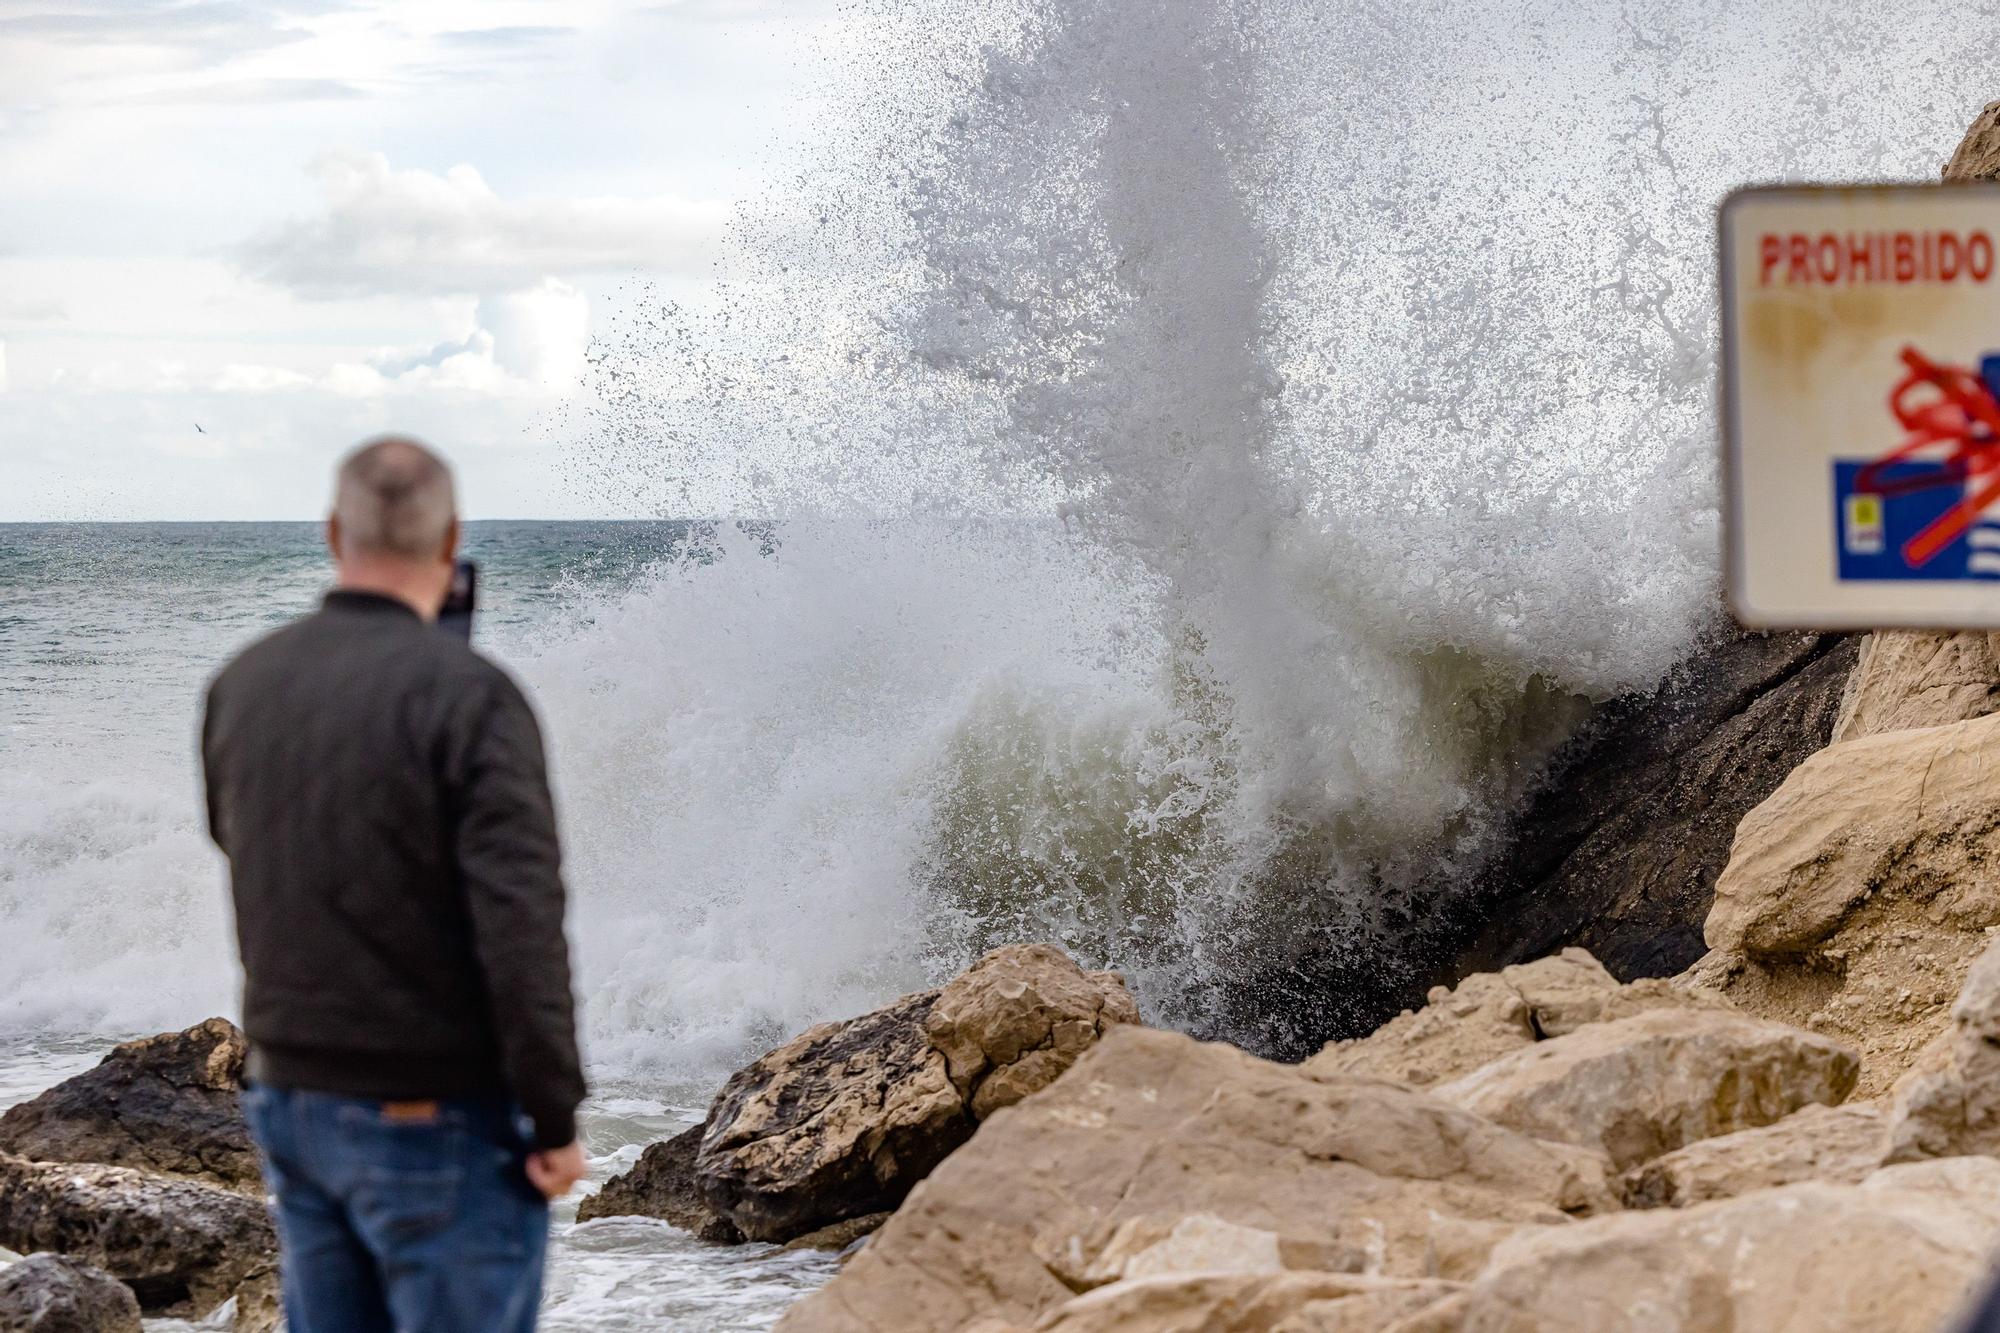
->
xmin=551 ymin=0 xmax=2000 ymax=1066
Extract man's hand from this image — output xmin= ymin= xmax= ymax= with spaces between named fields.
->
xmin=525 ymin=1142 xmax=587 ymax=1199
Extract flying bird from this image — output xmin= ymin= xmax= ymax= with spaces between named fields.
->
xmin=194 ymin=423 xmax=206 ymax=433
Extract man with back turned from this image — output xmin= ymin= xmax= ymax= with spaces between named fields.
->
xmin=201 ymin=436 xmax=586 ymax=1332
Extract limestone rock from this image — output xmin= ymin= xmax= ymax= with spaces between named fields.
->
xmin=924 ymin=944 xmax=1140 ymax=1118
xmin=0 ymin=1019 xmax=258 ymax=1193
xmin=1832 ymin=631 xmax=2000 ymax=743
xmin=1269 ymin=1282 xmax=1463 ymax=1333
xmin=1887 ymin=934 xmax=2000 ymax=1163
xmin=1024 ymin=1273 xmax=1459 ymax=1333
xmin=773 ymin=1026 xmax=1612 ymax=1333
xmin=1620 ymin=1103 xmax=1885 ymax=1208
xmin=1435 ymin=1008 xmax=1858 ymax=1170
xmin=1706 ymin=714 xmax=2000 ymax=960
xmin=0 ymin=1254 xmax=142 ymax=1333
xmin=0 ymin=1154 xmax=274 ymax=1322
xmin=1946 ymin=100 xmax=2000 ymax=183
xmin=575 ymin=1125 xmax=742 ymax=1241
xmin=1085 ymin=1215 xmax=1283 ymax=1284
xmin=1305 ymin=949 xmax=1728 ymax=1089
xmin=1694 ymin=711 xmax=2000 ymax=1095
xmin=1415 ymin=1157 xmax=2000 ymax=1333
xmin=589 ymin=944 xmax=1141 ymax=1245
xmin=695 ymin=987 xmax=967 ymax=1244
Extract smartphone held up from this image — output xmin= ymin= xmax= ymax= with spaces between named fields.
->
xmin=439 ymin=560 xmax=477 ymax=640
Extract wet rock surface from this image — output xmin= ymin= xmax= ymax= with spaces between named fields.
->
xmin=1452 ymin=626 xmax=1856 ymax=984
xmin=576 ymin=1125 xmax=742 ymax=1241
xmin=0 ymin=1254 xmax=142 ymax=1333
xmin=0 ymin=1019 xmax=258 ymax=1193
xmin=590 ymin=944 xmax=1141 ymax=1245
xmin=0 ymin=1153 xmax=275 ymax=1322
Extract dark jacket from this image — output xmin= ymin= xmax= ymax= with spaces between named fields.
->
xmin=202 ymin=589 xmax=585 ymax=1148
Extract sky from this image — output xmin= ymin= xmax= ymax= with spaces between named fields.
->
xmin=0 ymin=0 xmax=839 ymax=520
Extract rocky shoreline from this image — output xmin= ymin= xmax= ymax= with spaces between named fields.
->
xmin=9 ymin=625 xmax=2000 ymax=1331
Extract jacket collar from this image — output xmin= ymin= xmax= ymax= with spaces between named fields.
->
xmin=323 ymin=589 xmax=424 ymax=621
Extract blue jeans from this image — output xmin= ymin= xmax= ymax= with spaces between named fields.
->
xmin=242 ymin=1085 xmax=549 ymax=1333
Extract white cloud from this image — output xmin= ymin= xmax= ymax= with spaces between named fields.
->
xmin=233 ymin=149 xmax=727 ymax=298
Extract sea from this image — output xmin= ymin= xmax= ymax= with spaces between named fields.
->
xmin=0 ymin=520 xmax=841 ymax=1330
xmin=8 ymin=1 xmax=1999 ymax=1327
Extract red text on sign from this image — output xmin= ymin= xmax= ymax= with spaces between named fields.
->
xmin=1757 ymin=231 xmax=1995 ymax=286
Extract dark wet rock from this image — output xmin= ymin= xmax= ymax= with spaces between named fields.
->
xmin=1205 ymin=624 xmax=1858 ymax=1060
xmin=0 ymin=1254 xmax=142 ymax=1333
xmin=694 ymin=988 xmax=970 ymax=1244
xmin=590 ymin=945 xmax=1140 ymax=1245
xmin=1454 ymin=627 xmax=1857 ymax=982
xmin=0 ymin=1153 xmax=275 ymax=1322
xmin=575 ymin=1125 xmax=742 ymax=1242
xmin=0 ymin=1019 xmax=258 ymax=1193
xmin=779 ymin=1212 xmax=890 ymax=1254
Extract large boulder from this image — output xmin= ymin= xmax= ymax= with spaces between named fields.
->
xmin=1620 ymin=1103 xmax=1886 ymax=1209
xmin=1832 ymin=631 xmax=2000 ymax=743
xmin=0 ymin=1254 xmax=142 ymax=1333
xmin=1434 ymin=1008 xmax=1858 ymax=1171
xmin=670 ymin=944 xmax=1139 ymax=1244
xmin=773 ymin=1025 xmax=1613 ymax=1333
xmin=0 ymin=1019 xmax=258 ymax=1193
xmin=1303 ymin=949 xmax=1728 ymax=1089
xmin=0 ymin=1153 xmax=275 ymax=1323
xmin=575 ymin=1125 xmax=741 ymax=1240
xmin=696 ymin=988 xmax=967 ymax=1244
xmin=1396 ymin=1157 xmax=2000 ymax=1333
xmin=924 ymin=943 xmax=1141 ymax=1118
xmin=1695 ymin=711 xmax=2000 ymax=1095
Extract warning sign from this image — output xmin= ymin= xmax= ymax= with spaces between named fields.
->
xmin=1722 ymin=183 xmax=2000 ymax=628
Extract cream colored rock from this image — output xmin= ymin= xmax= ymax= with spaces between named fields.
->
xmin=1706 ymin=713 xmax=2000 ymax=959
xmin=1435 ymin=1008 xmax=1857 ymax=1170
xmin=1692 ymin=711 xmax=2000 ymax=1095
xmin=1831 ymin=631 xmax=2000 ymax=743
xmin=1947 ymin=100 xmax=2000 ymax=183
xmin=1269 ymin=1282 xmax=1462 ymax=1333
xmin=1888 ymin=934 xmax=2000 ymax=1163
xmin=772 ymin=1026 xmax=1612 ymax=1333
xmin=1026 ymin=1273 xmax=1458 ymax=1333
xmin=1304 ymin=949 xmax=1729 ymax=1089
xmin=1409 ymin=1157 xmax=2000 ymax=1333
xmin=925 ymin=943 xmax=1141 ymax=1119
xmin=1620 ymin=1103 xmax=1885 ymax=1208
xmin=1087 ymin=1215 xmax=1282 ymax=1284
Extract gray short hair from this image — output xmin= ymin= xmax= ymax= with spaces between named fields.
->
xmin=333 ymin=436 xmax=456 ymax=558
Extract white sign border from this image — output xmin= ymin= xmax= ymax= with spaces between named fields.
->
xmin=1720 ymin=180 xmax=2000 ymax=632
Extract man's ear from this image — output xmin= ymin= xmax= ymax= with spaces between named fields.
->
xmin=326 ymin=514 xmax=342 ymax=563
xmin=442 ymin=516 xmax=461 ymax=564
